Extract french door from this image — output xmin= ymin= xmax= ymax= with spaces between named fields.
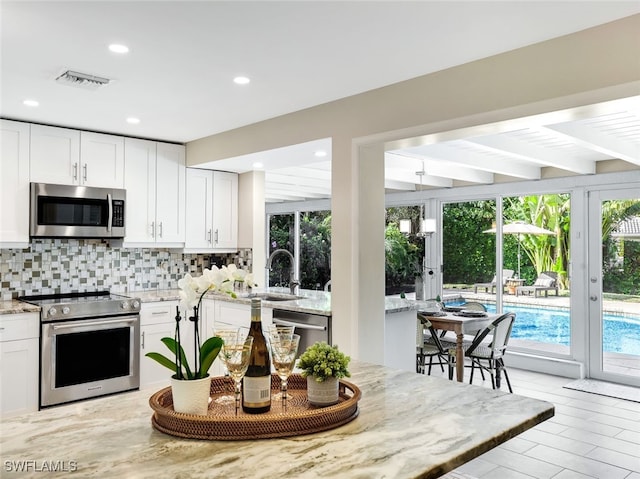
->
xmin=587 ymin=188 xmax=640 ymax=386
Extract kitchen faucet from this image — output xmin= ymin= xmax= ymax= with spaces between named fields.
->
xmin=266 ymin=249 xmax=300 ymax=295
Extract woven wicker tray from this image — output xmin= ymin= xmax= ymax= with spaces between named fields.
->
xmin=149 ymin=374 xmax=361 ymax=440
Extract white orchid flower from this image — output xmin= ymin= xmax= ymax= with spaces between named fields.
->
xmin=178 ymin=287 xmax=199 ymax=310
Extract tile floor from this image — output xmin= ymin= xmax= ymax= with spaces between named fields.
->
xmin=435 ymin=368 xmax=640 ymax=479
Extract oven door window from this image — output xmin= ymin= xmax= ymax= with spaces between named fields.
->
xmin=38 ymin=195 xmax=108 ymax=227
xmin=55 ymin=327 xmax=131 ymax=387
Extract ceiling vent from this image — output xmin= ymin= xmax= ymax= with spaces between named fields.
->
xmin=55 ymin=70 xmax=111 ymax=90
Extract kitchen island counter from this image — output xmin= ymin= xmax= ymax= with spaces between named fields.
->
xmin=1 ymin=361 xmax=553 ymax=478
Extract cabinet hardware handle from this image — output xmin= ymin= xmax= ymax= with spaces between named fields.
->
xmin=207 ymin=229 xmax=212 ymax=243
xmin=83 ymin=163 xmax=88 ymax=182
xmin=214 ymin=229 xmax=219 ymax=244
xmin=73 ymin=163 xmax=78 ymax=181
xmin=151 ymin=311 xmax=166 ymax=315
xmin=159 ymin=222 xmax=163 ymax=238
xmin=151 ymin=222 xmax=155 ymax=238
xmin=141 ymin=331 xmax=145 ymax=348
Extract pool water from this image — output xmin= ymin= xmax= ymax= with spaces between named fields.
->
xmin=453 ymin=302 xmax=640 ymax=355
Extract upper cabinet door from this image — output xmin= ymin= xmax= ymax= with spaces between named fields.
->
xmin=155 ymin=143 xmax=185 ymax=244
xmin=212 ymin=171 xmax=238 ymax=250
xmin=80 ymin=132 xmax=124 ymax=188
xmin=0 ymin=120 xmax=30 ymax=246
xmin=124 ymin=138 xmax=157 ymax=243
xmin=185 ymin=168 xmax=213 ymax=250
xmin=30 ymin=124 xmax=80 ymax=185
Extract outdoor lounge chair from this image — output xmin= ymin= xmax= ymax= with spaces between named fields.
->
xmin=516 ymin=271 xmax=559 ymax=298
xmin=473 ymin=269 xmax=514 ymax=294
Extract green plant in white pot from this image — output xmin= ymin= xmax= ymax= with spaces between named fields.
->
xmin=145 ymin=265 xmax=252 ymax=415
xmin=297 ymin=342 xmax=351 ymax=407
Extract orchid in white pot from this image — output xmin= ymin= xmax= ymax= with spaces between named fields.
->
xmin=145 ymin=265 xmax=254 ymax=380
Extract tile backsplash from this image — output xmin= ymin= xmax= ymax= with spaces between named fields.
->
xmin=0 ymin=239 xmax=252 ymax=301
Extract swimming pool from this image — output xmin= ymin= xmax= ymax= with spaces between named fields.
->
xmin=454 ymin=302 xmax=640 ymax=355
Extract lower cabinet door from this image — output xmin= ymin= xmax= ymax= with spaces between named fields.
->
xmin=140 ymin=322 xmax=175 ymax=391
xmin=0 ymin=338 xmax=39 ymax=417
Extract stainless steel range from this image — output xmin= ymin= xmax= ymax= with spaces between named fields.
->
xmin=21 ymin=291 xmax=141 ymax=408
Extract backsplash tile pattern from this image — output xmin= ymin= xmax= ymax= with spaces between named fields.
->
xmin=0 ymin=239 xmax=251 ymax=301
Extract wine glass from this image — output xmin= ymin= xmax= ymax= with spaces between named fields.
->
xmin=268 ymin=325 xmax=295 ymax=344
xmin=224 ymin=334 xmax=254 ymax=415
xmin=214 ymin=328 xmax=241 ymax=404
xmin=269 ymin=333 xmax=300 ymax=411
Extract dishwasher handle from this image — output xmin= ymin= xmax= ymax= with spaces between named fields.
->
xmin=273 ymin=318 xmax=327 ymax=331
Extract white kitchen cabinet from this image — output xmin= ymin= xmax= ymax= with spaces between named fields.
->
xmin=124 ymin=139 xmax=185 ymax=246
xmin=140 ymin=301 xmax=181 ymax=390
xmin=29 ymin=124 xmax=80 ymax=186
xmin=79 ymin=131 xmax=125 ymax=188
xmin=0 ymin=313 xmax=39 ymax=417
xmin=0 ymin=120 xmax=30 ymax=247
xmin=184 ymin=169 xmax=238 ymax=252
xmin=30 ymin=124 xmax=124 ymax=188
xmin=212 ymin=171 xmax=238 ymax=250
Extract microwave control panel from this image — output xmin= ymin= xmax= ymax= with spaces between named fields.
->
xmin=112 ymin=200 xmax=125 ymax=227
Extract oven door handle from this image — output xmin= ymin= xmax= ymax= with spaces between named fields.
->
xmin=52 ymin=318 xmax=137 ymax=331
xmin=272 ymin=318 xmax=326 ymax=331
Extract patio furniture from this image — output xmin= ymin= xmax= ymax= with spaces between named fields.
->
xmin=422 ymin=311 xmax=497 ymax=382
xmin=473 ymin=269 xmax=515 ymax=293
xmin=448 ymin=312 xmax=516 ymax=393
xmin=416 ymin=314 xmax=456 ymax=375
xmin=516 ymin=271 xmax=559 ymax=297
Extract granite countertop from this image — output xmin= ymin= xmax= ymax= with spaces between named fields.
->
xmin=131 ymin=287 xmax=333 ymax=316
xmin=0 ymin=360 xmax=553 ymax=478
xmin=131 ymin=288 xmax=424 ymax=317
xmin=0 ymin=300 xmax=41 ymax=315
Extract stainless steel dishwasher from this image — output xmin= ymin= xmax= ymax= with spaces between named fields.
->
xmin=272 ymin=309 xmax=331 ymax=356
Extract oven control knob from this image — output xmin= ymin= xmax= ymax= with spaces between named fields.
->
xmin=62 ymin=307 xmax=70 ymax=315
xmin=48 ymin=307 xmax=57 ymax=317
xmin=131 ymin=300 xmax=140 ymax=309
xmin=121 ymin=301 xmax=130 ymax=310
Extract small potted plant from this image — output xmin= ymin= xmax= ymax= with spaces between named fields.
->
xmin=297 ymin=341 xmax=351 ymax=406
xmin=145 ymin=265 xmax=252 ymax=415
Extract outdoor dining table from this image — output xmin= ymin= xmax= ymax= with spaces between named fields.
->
xmin=422 ymin=311 xmax=499 ymax=382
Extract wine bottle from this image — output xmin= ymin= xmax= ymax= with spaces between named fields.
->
xmin=242 ymin=298 xmax=271 ymax=413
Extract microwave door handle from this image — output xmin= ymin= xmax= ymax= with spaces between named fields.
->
xmin=107 ymin=194 xmax=113 ymax=232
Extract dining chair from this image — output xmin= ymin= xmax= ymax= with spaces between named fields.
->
xmin=416 ymin=314 xmax=456 ymax=375
xmin=447 ymin=312 xmax=516 ymax=392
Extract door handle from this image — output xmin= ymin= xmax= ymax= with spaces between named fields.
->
xmin=141 ymin=331 xmax=145 ymax=349
xmin=590 ymin=295 xmax=598 ymax=301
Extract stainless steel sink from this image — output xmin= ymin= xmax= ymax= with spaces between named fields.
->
xmin=246 ymin=292 xmax=302 ymax=302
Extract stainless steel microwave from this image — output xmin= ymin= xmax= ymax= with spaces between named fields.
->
xmin=30 ymin=183 xmax=126 ymax=239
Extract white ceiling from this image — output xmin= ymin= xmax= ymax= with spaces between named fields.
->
xmin=2 ymin=1 xmax=639 ymax=203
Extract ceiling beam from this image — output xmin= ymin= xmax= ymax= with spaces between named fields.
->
xmin=468 ymin=133 xmax=595 ymax=175
xmin=543 ymin=121 xmax=640 ymax=166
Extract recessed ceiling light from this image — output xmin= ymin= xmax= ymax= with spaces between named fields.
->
xmin=109 ymin=44 xmax=129 ymax=54
xmin=233 ymin=76 xmax=250 ymax=85
xmin=252 ymin=162 xmax=264 ymax=169
xmin=23 ymin=99 xmax=39 ymax=107
xmin=126 ymin=117 xmax=140 ymax=124
xmin=314 ymin=150 xmax=327 ymax=157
